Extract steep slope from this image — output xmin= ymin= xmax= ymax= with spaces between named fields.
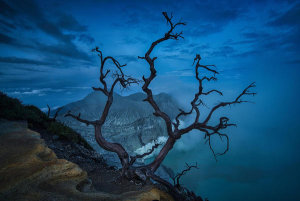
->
xmin=56 ymin=91 xmax=181 ymax=166
xmin=0 ymin=120 xmax=173 ymax=201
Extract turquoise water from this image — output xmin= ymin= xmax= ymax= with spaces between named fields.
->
xmin=146 ymin=124 xmax=300 ymax=201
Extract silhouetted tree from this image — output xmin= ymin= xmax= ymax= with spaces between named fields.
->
xmin=65 ymin=12 xmax=255 ymax=201
xmin=47 ymin=104 xmax=62 ymax=121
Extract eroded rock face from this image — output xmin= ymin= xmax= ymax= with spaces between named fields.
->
xmin=56 ymin=92 xmax=180 ymax=156
xmin=0 ymin=120 xmax=173 ymax=201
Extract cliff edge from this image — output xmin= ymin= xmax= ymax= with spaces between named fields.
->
xmin=0 ymin=120 xmax=173 ymax=201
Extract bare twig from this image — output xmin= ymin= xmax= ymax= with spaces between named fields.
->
xmin=172 ymin=162 xmax=199 ymax=188
xmin=203 ymin=82 xmax=256 ymax=125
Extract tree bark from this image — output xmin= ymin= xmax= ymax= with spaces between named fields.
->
xmin=94 ymin=125 xmax=130 ymax=174
xmin=148 ymin=136 xmax=176 ymax=172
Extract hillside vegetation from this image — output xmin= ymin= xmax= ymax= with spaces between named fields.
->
xmin=0 ymin=91 xmax=92 ymax=150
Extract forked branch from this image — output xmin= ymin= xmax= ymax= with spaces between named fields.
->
xmin=92 ymin=46 xmax=139 ymax=96
xmin=203 ymin=82 xmax=256 ymax=125
xmin=129 ymin=142 xmax=161 ymax=165
xmin=64 ymin=111 xmax=97 ymax=126
xmin=141 ymin=12 xmax=186 ymax=138
xmin=47 ymin=104 xmax=62 ymax=121
xmin=138 ymin=12 xmax=256 ymax=171
xmin=172 ymin=163 xmax=199 ymax=188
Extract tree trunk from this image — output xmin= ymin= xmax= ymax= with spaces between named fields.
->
xmin=94 ymin=125 xmax=130 ymax=173
xmin=148 ymin=137 xmax=176 ymax=172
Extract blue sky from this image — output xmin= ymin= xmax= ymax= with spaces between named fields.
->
xmin=0 ymin=0 xmax=300 ymax=200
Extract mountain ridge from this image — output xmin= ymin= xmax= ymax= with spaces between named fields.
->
xmin=55 ymin=91 xmax=182 ymax=168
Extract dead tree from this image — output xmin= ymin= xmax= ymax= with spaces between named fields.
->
xmin=47 ymin=104 xmax=62 ymax=121
xmin=65 ymin=12 xmax=255 ymax=200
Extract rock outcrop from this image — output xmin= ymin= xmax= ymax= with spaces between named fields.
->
xmin=0 ymin=120 xmax=173 ymax=201
xmin=55 ymin=92 xmax=181 ymax=167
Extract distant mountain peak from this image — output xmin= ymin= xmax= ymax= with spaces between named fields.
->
xmin=56 ymin=91 xmax=182 ymax=161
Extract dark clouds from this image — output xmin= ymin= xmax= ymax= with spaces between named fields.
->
xmin=0 ymin=33 xmax=14 ymax=44
xmin=268 ymin=3 xmax=300 ymax=53
xmin=0 ymin=0 xmax=15 ymax=17
xmin=0 ymin=19 xmax=15 ymax=31
xmin=222 ymin=2 xmax=300 ymax=60
xmin=268 ymin=3 xmax=300 ymax=27
xmin=0 ymin=0 xmax=95 ymax=67
xmin=183 ymin=0 xmax=242 ymax=36
xmin=0 ymin=56 xmax=52 ymax=65
xmin=0 ymin=0 xmax=98 ymax=96
xmin=211 ymin=46 xmax=236 ymax=57
xmin=78 ymin=34 xmax=95 ymax=44
xmin=110 ymin=0 xmax=248 ymax=41
xmin=57 ymin=14 xmax=87 ymax=32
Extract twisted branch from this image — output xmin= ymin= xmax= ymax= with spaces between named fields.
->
xmin=64 ymin=111 xmax=97 ymax=126
xmin=172 ymin=163 xmax=199 ymax=187
xmin=138 ymin=12 xmax=256 ymax=170
xmin=92 ymin=47 xmax=139 ymax=96
xmin=203 ymin=82 xmax=256 ymax=125
xmin=130 ymin=142 xmax=161 ymax=165
xmin=140 ymin=12 xmax=186 ymax=138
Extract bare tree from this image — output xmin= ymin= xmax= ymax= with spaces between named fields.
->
xmin=65 ymin=12 xmax=255 ymax=200
xmin=47 ymin=104 xmax=62 ymax=121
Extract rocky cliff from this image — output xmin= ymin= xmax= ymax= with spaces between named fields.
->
xmin=55 ymin=91 xmax=181 ymax=167
xmin=0 ymin=120 xmax=173 ymax=201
